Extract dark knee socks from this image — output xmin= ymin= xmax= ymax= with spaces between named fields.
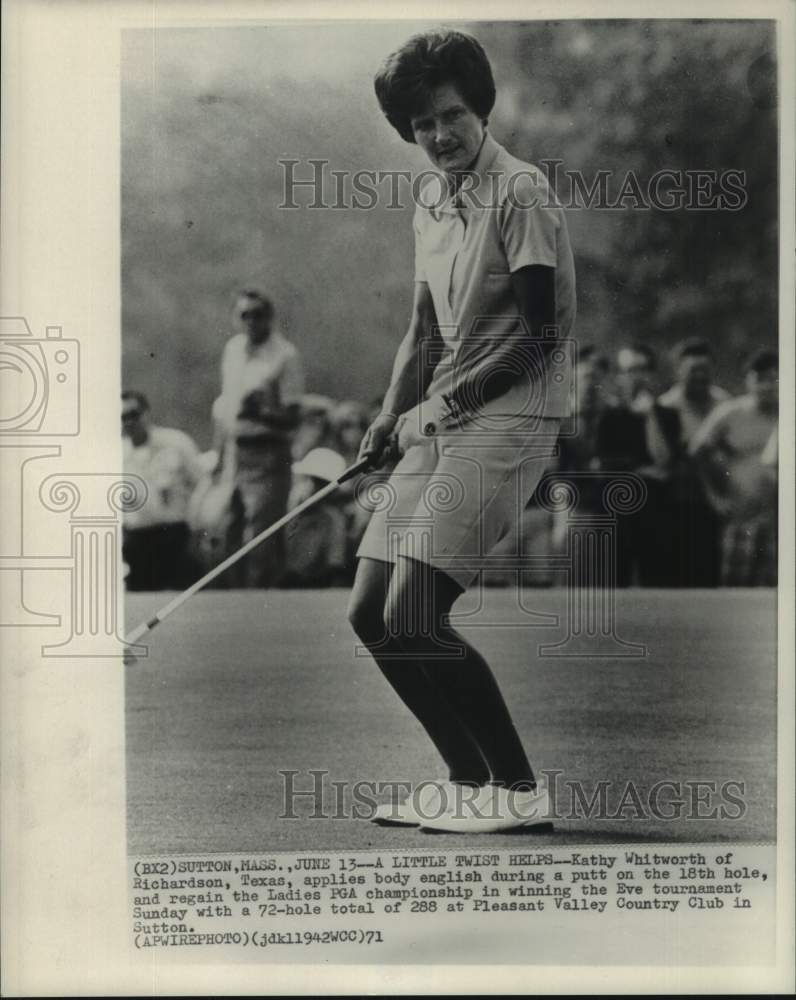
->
xmin=397 ymin=629 xmax=536 ymax=791
xmin=355 ymin=616 xmax=488 ymax=783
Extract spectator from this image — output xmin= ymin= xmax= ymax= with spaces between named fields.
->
xmin=558 ymin=346 xmax=615 ymax=476
xmin=658 ymin=338 xmax=730 ymax=585
xmin=186 ymin=449 xmax=239 ymax=579
xmin=332 ymin=399 xmax=369 ymax=464
xmin=121 ymin=390 xmax=203 ymax=590
xmin=690 ymin=348 xmax=778 ymax=586
xmin=283 ymin=447 xmax=349 ymax=587
xmin=212 ymin=289 xmax=305 ymax=587
xmin=551 ymin=346 xmax=615 ymax=562
xmin=292 ymin=393 xmax=337 ymax=461
xmin=659 ymin=338 xmax=730 ymax=443
xmin=597 ymin=343 xmax=682 ymax=586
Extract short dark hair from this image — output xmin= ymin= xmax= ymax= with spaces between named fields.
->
xmin=674 ymin=337 xmax=713 ymax=362
xmin=745 ymin=347 xmax=778 ymax=375
xmin=236 ymin=289 xmax=273 ymax=315
xmin=121 ymin=389 xmax=149 ymax=412
xmin=374 ymin=30 xmax=496 ymax=143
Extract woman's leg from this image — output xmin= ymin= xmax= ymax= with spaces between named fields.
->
xmin=384 ymin=556 xmax=536 ymax=791
xmin=347 ymin=557 xmax=489 ymax=785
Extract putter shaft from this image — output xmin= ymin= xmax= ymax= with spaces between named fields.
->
xmin=124 ymin=456 xmax=370 ymax=647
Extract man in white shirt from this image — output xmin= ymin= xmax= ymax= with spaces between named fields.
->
xmin=122 ymin=390 xmax=203 ymax=590
xmin=659 ymin=338 xmax=729 ymax=444
xmin=212 ymin=290 xmax=305 ymax=587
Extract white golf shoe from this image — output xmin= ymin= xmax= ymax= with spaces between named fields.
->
xmin=420 ymin=782 xmax=553 ymax=834
xmin=370 ymin=780 xmax=480 ymax=827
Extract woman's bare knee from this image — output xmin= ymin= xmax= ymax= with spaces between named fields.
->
xmin=347 ymin=558 xmax=392 ymax=645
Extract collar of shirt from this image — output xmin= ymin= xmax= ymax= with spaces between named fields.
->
xmin=239 ymin=328 xmax=288 ymax=359
xmin=659 ymin=383 xmax=727 ymax=409
xmin=424 ymin=131 xmax=503 ymax=220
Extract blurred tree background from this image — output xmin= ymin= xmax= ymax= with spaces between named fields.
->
xmin=122 ymin=20 xmax=777 ymax=446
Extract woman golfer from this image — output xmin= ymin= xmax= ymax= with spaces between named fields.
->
xmin=349 ymin=30 xmax=576 ymax=833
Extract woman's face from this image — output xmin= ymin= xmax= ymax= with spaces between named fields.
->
xmin=409 ymin=82 xmax=486 ymax=175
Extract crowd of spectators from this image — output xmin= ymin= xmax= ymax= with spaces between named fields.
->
xmin=122 ymin=289 xmax=778 ymax=591
xmin=554 ymin=339 xmax=778 ymax=588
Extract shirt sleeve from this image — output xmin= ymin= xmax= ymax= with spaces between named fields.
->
xmin=689 ymin=404 xmax=729 ymax=456
xmin=178 ymin=432 xmax=204 ymax=487
xmin=216 ymin=340 xmax=238 ymax=432
xmin=500 ymin=172 xmax=559 ymax=272
xmin=279 ymin=346 xmax=305 ymax=406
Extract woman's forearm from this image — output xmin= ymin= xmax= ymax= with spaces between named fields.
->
xmin=380 ymin=282 xmax=439 ymax=416
xmin=381 ymin=332 xmax=427 ymax=416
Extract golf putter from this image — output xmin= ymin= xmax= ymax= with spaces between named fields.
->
xmin=123 ymin=455 xmax=372 ymax=662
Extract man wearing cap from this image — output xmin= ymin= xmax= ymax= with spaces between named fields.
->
xmin=284 ymin=447 xmax=349 ymax=587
